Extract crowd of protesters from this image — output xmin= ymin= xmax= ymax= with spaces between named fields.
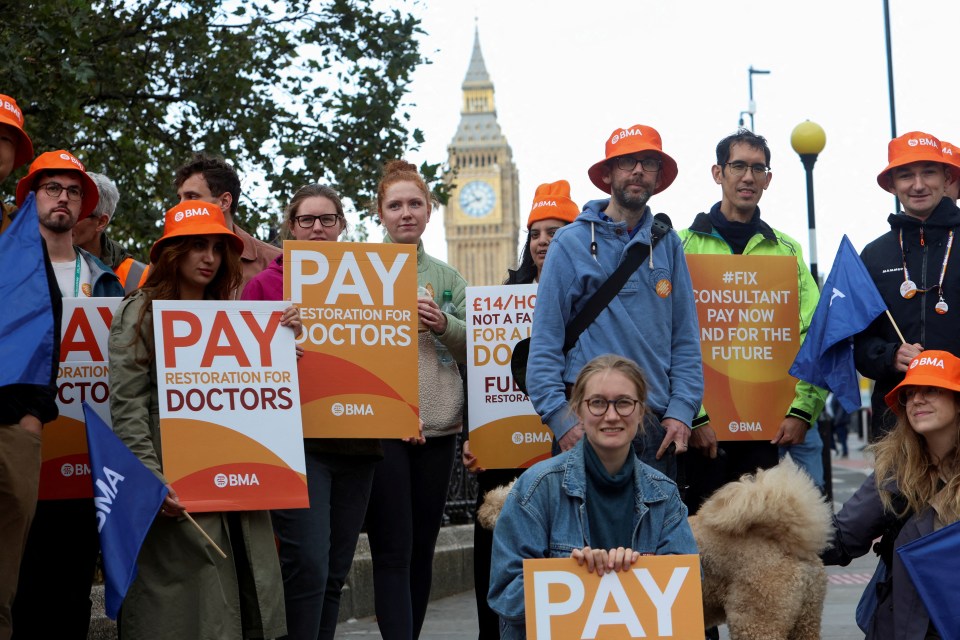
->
xmin=3 ymin=86 xmax=960 ymax=640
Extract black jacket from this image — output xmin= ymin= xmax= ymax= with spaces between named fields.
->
xmin=854 ymin=197 xmax=960 ymax=436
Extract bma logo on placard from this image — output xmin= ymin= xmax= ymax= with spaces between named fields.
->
xmin=214 ymin=472 xmax=260 ymax=487
xmin=512 ymin=431 xmax=551 ymax=444
xmin=331 ymin=402 xmax=374 ymax=416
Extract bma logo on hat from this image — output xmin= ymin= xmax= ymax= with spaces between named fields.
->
xmin=174 ymin=206 xmax=213 ymax=222
xmin=531 ymin=200 xmax=557 ymax=210
xmin=911 ymin=356 xmax=945 ymax=369
xmin=907 ymin=138 xmax=938 ymax=148
xmin=58 ymin=152 xmax=85 ymax=170
xmin=945 ymin=146 xmax=955 ymax=156
xmin=610 ymin=127 xmax=643 ymax=145
xmin=2 ymin=99 xmax=21 ymax=122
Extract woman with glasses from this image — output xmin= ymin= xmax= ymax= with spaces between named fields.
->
xmin=823 ymin=349 xmax=960 ymax=639
xmin=488 ymin=354 xmax=697 ymax=639
xmin=460 ymin=179 xmax=579 ymax=638
xmin=241 ymin=184 xmax=381 ymax=640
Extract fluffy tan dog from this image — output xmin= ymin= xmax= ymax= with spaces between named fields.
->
xmin=480 ymin=457 xmax=832 ymax=639
xmin=691 ymin=457 xmax=832 ymax=639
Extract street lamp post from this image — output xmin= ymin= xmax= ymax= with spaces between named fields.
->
xmin=790 ymin=120 xmax=827 ymax=284
xmin=790 ymin=120 xmax=831 ymax=503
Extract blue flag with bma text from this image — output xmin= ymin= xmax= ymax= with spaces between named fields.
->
xmin=789 ymin=236 xmax=887 ymax=413
xmin=83 ymin=402 xmax=168 ymax=620
xmin=0 ymin=193 xmax=56 ymax=387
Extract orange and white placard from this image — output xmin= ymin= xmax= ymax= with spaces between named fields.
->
xmin=153 ymin=300 xmax=307 ymax=512
xmin=467 ymin=285 xmax=551 ymax=469
xmin=522 ymin=555 xmax=704 ymax=639
xmin=284 ymin=241 xmax=419 ymax=439
xmin=39 ymin=298 xmax=120 ymax=500
xmin=686 ymin=254 xmax=800 ymax=441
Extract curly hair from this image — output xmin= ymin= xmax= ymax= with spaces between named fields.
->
xmin=872 ymin=402 xmax=960 ymax=523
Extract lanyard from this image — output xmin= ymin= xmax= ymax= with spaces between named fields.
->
xmin=898 ymin=228 xmax=954 ymax=314
xmin=72 ymin=253 xmax=81 ymax=297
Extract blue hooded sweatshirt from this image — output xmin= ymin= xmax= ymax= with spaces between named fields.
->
xmin=526 ymin=199 xmax=703 ymax=440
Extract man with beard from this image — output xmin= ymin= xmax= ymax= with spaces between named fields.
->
xmin=526 ymin=124 xmax=702 ymax=479
xmin=12 ymin=151 xmax=121 ymax=638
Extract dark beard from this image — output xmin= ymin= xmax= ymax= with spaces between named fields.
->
xmin=39 ymin=211 xmax=75 ymax=233
xmin=612 ymin=183 xmax=651 ymax=212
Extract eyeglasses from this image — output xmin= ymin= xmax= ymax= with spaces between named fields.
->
xmin=529 ymin=226 xmax=562 ymax=241
xmin=294 ymin=214 xmax=344 ymax=228
xmin=898 ymin=385 xmax=943 ymax=406
xmin=37 ymin=182 xmax=83 ymax=202
xmin=724 ymin=162 xmax=769 ymax=178
xmin=614 ymin=155 xmax=661 ymax=173
xmin=583 ymin=396 xmax=639 ymax=417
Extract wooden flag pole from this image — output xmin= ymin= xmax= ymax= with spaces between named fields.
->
xmin=182 ymin=511 xmax=227 ymax=559
xmin=885 ymin=309 xmax=907 ymax=345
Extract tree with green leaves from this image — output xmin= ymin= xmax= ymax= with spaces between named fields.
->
xmin=2 ymin=0 xmax=443 ymax=257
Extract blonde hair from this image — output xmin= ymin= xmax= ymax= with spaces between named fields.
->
xmin=872 ymin=400 xmax=960 ymax=522
xmin=568 ymin=354 xmax=647 ymax=427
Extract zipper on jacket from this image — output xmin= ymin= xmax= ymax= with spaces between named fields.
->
xmin=920 ymin=224 xmax=927 ymax=345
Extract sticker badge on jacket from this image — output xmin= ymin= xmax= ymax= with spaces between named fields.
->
xmin=650 ymin=267 xmax=671 ymax=298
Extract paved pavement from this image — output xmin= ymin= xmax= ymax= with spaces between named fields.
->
xmin=336 ymin=434 xmax=877 ymax=639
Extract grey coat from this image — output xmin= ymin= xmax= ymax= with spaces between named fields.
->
xmin=822 ymin=472 xmax=939 ymax=639
xmin=108 ymin=290 xmax=285 ymax=639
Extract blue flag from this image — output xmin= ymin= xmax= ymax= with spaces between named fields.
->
xmin=0 ymin=193 xmax=56 ymax=386
xmin=83 ymin=402 xmax=168 ymax=620
xmin=789 ymin=235 xmax=887 ymax=413
xmin=897 ymin=519 xmax=960 ymax=640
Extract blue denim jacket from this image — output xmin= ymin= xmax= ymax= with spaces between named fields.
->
xmin=487 ymin=441 xmax=698 ymax=639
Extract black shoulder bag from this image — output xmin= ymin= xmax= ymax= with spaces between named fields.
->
xmin=510 ymin=213 xmax=672 ymax=395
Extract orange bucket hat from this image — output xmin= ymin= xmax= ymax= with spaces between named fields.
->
xmin=150 ymin=200 xmax=243 ymax=263
xmin=884 ymin=350 xmax=960 ymax=412
xmin=587 ymin=124 xmax=678 ymax=195
xmin=526 ymin=180 xmax=580 ymax=228
xmin=877 ymin=131 xmax=953 ymax=190
xmin=15 ymin=150 xmax=99 ymax=220
xmin=0 ymin=95 xmax=34 ymax=170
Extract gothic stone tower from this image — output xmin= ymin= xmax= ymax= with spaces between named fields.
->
xmin=444 ymin=28 xmax=521 ymax=287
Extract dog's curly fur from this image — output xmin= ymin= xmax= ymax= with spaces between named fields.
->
xmin=480 ymin=457 xmax=832 ymax=639
xmin=690 ymin=457 xmax=832 ymax=639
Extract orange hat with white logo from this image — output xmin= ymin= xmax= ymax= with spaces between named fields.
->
xmin=526 ymin=180 xmax=580 ymax=228
xmin=884 ymin=350 xmax=960 ymax=412
xmin=877 ymin=131 xmax=953 ymax=190
xmin=15 ymin=150 xmax=99 ymax=220
xmin=150 ymin=200 xmax=243 ymax=262
xmin=587 ymin=124 xmax=678 ymax=195
xmin=0 ymin=95 xmax=34 ymax=170
xmin=941 ymin=140 xmax=960 ymax=175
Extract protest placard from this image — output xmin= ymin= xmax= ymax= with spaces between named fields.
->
xmin=467 ymin=284 xmax=551 ymax=468
xmin=39 ymin=298 xmax=120 ymax=500
xmin=686 ymin=254 xmax=800 ymax=441
xmin=154 ymin=300 xmax=307 ymax=511
xmin=522 ymin=555 xmax=703 ymax=639
xmin=284 ymin=241 xmax=419 ymax=439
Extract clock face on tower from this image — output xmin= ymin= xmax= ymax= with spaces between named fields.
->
xmin=458 ymin=180 xmax=497 ymax=218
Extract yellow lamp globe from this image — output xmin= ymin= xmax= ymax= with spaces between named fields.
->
xmin=791 ymin=121 xmax=826 ymax=156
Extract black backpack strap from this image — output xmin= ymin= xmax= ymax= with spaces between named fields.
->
xmin=562 ymin=214 xmax=672 ymax=353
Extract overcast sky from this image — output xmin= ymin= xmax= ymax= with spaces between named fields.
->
xmin=389 ymin=0 xmax=960 ymax=277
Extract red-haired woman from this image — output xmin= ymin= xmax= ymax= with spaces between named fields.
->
xmin=364 ymin=160 xmax=467 ymax=639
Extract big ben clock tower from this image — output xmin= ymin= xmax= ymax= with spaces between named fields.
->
xmin=444 ymin=27 xmax=521 ymax=287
